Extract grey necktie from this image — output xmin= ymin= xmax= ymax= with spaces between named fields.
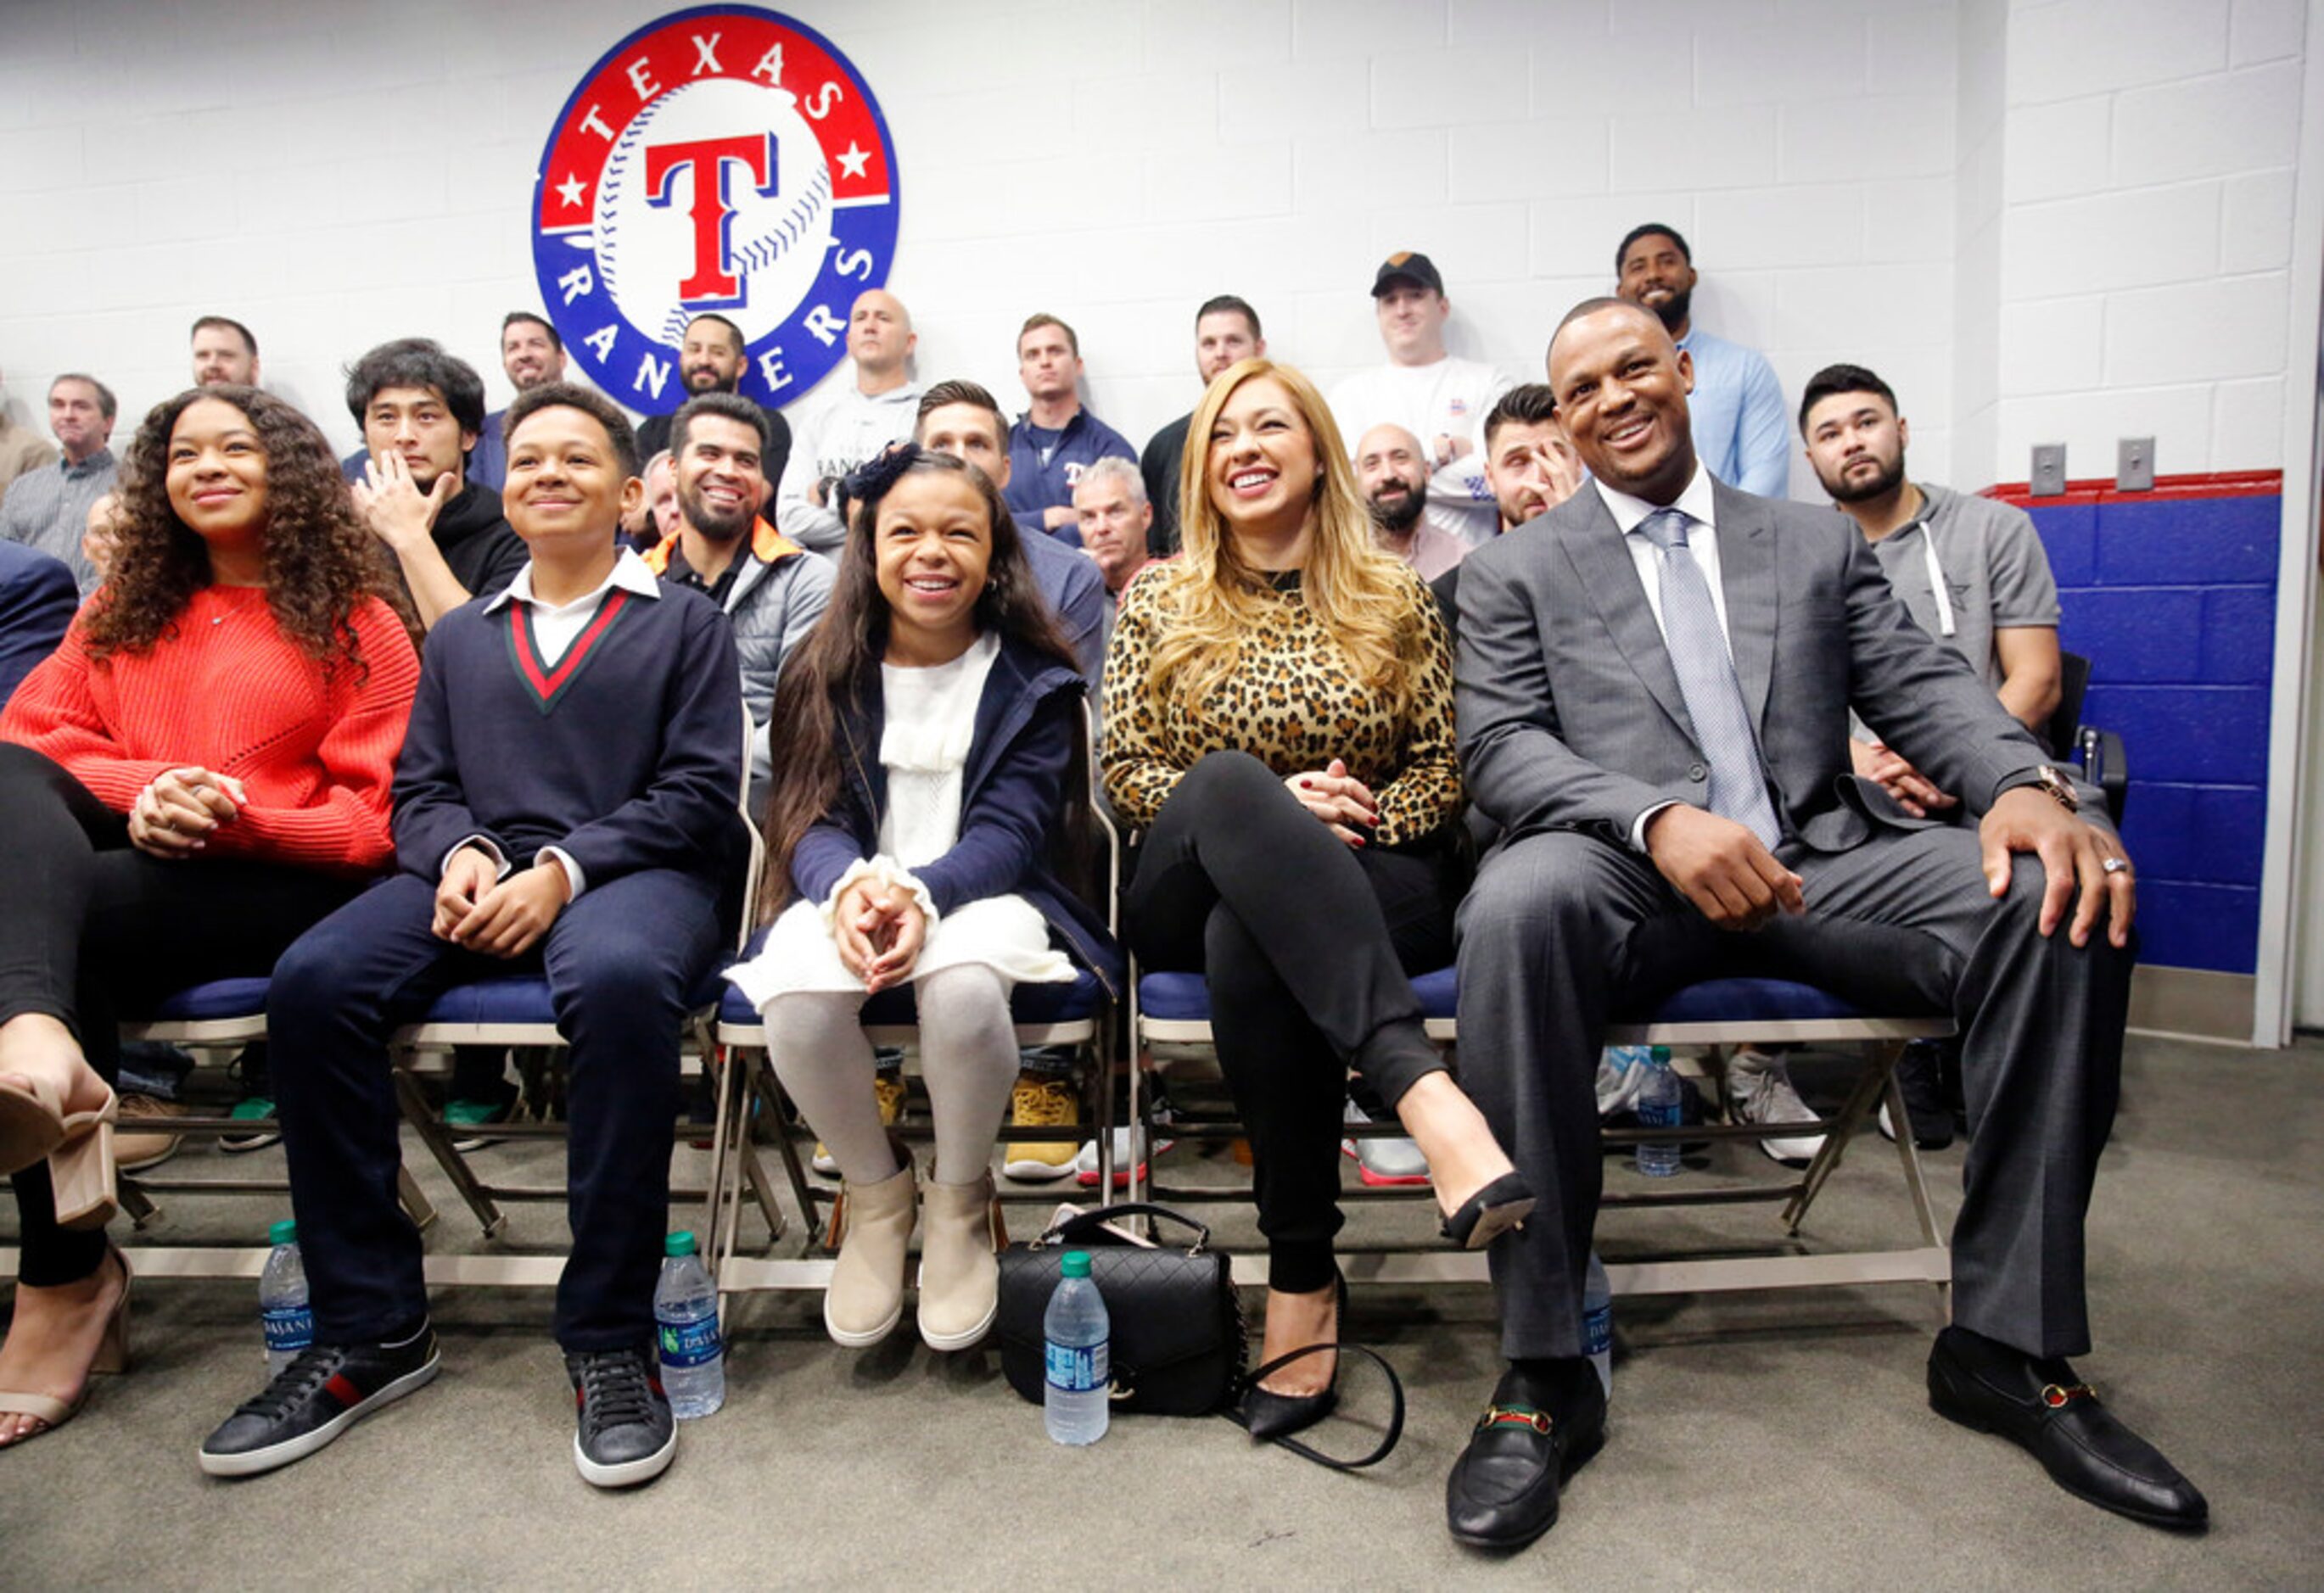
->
xmin=1637 ymin=509 xmax=1783 ymax=850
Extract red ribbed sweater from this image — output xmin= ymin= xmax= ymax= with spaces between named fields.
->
xmin=0 ymin=585 xmax=419 ymax=874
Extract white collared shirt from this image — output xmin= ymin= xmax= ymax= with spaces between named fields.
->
xmin=1593 ymin=464 xmax=1733 ymax=653
xmin=453 ymin=547 xmax=665 ymax=898
xmin=483 ymin=546 xmax=662 ymax=665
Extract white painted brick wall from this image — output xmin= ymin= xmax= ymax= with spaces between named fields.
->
xmin=1974 ymin=0 xmax=2305 ymax=482
xmin=0 ymin=0 xmax=2303 ymax=503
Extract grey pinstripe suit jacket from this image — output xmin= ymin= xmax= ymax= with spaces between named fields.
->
xmin=1453 ymin=477 xmax=2058 ymax=856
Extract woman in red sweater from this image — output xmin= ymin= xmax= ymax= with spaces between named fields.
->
xmin=0 ymin=385 xmax=418 ymax=1446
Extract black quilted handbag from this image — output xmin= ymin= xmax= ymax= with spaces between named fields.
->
xmin=995 ymin=1203 xmax=1407 ymax=1470
xmin=995 ymin=1203 xmax=1242 ymax=1417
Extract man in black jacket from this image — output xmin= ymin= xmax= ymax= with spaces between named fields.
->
xmin=1138 ymin=295 xmax=1264 ymax=556
xmin=634 ymin=313 xmax=791 ymax=499
xmin=348 ymin=338 xmax=528 ymax=629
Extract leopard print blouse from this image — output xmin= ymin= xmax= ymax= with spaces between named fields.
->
xmin=1100 ymin=562 xmax=1463 ymax=847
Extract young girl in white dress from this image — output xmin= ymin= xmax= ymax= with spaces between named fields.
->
xmin=728 ymin=446 xmax=1117 ymax=1353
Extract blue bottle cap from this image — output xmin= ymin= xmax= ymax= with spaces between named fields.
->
xmin=1061 ymin=1250 xmax=1092 ymax=1277
xmin=665 ymin=1230 xmax=698 ymax=1258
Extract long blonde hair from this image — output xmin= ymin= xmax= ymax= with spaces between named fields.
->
xmin=1146 ymin=358 xmax=1427 ymax=715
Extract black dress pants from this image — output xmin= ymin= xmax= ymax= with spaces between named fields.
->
xmin=0 ymin=745 xmax=358 ymax=1286
xmin=1125 ymin=752 xmax=1459 ymax=1292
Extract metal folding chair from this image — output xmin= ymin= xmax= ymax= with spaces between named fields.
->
xmin=1127 ymin=964 xmax=1955 ymax=1298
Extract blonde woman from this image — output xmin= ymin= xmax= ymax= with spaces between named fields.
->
xmin=1103 ymin=359 xmax=1530 ymax=1441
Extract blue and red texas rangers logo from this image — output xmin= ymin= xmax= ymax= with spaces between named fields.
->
xmin=531 ymin=7 xmax=900 ymax=411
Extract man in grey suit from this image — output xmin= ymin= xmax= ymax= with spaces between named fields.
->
xmin=1443 ymin=299 xmax=2204 ymax=1551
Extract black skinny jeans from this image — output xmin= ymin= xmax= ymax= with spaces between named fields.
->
xmin=1126 ymin=752 xmax=1460 ymax=1292
xmin=0 ymin=745 xmax=358 ymax=1285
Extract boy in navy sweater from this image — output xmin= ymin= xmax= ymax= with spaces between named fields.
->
xmin=202 ymin=385 xmax=746 ymax=1490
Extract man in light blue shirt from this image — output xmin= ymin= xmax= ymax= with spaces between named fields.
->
xmin=1615 ymin=223 xmax=1790 ymax=499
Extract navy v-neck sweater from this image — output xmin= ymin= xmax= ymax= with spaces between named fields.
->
xmin=391 ymin=579 xmax=747 ymax=895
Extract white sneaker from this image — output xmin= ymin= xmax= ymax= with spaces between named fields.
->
xmin=1724 ymin=1048 xmax=1826 ymax=1166
xmin=1072 ymin=1126 xmax=1175 ymax=1188
xmin=1340 ymin=1099 xmax=1431 ymax=1187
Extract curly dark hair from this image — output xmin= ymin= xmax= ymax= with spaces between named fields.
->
xmin=759 ymin=447 xmax=1091 ymax=916
xmin=83 ymin=385 xmax=410 ymax=668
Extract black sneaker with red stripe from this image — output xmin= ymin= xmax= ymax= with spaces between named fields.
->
xmin=567 ymin=1344 xmax=676 ymax=1488
xmin=198 ymin=1324 xmax=440 ymax=1478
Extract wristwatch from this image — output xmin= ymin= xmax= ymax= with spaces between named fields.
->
xmin=2030 ymin=764 xmax=2080 ymax=813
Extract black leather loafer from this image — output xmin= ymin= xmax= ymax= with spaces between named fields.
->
xmin=1927 ymin=1328 xmax=2208 ymax=1530
xmin=1444 ymin=1375 xmax=1607 ymax=1551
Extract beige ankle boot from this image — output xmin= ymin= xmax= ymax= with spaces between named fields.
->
xmin=824 ymin=1157 xmax=916 ymax=1348
xmin=916 ymin=1172 xmax=1005 ymax=1351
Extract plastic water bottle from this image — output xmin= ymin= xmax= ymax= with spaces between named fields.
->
xmin=1044 ymin=1250 xmax=1110 ymax=1445
xmin=654 ymin=1231 xmax=725 ymax=1419
xmin=1582 ymin=1251 xmax=1613 ymax=1398
xmin=260 ymin=1219 xmax=313 ymax=1377
xmin=1634 ymin=1046 xmax=1683 ymax=1178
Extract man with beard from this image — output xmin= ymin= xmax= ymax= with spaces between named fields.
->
xmin=348 ymin=338 xmax=529 ymax=629
xmin=1328 ymin=252 xmax=1515 ymax=547
xmin=1433 ymin=384 xmax=1585 ymax=636
xmin=1140 ymin=296 xmax=1264 ymax=556
xmin=641 ymin=392 xmax=832 ymax=802
xmin=192 ymin=315 xmax=261 ymax=388
xmin=468 ymin=312 xmax=569 ymax=491
xmin=1800 ymin=363 xmax=2064 ymax=1151
xmin=1446 ymin=299 xmax=2197 ymax=1549
xmin=1357 ymin=422 xmax=1469 ymax=579
xmin=635 ymin=313 xmax=792 ymax=500
xmin=1614 ymin=225 xmax=1789 ymax=498
xmin=777 ymin=289 xmax=921 ymax=555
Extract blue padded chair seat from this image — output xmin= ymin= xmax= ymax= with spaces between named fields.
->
xmin=1140 ymin=966 xmax=1459 ymax=1024
xmin=1633 ymin=977 xmax=1894 ymax=1026
xmin=140 ymin=976 xmax=271 ymax=1022
xmin=1410 ymin=966 xmax=1458 ymax=1020
xmin=421 ymin=968 xmax=728 ymax=1027
xmin=1139 ymin=971 xmax=1895 ymax=1029
xmin=719 ymin=966 xmax=1104 ymax=1029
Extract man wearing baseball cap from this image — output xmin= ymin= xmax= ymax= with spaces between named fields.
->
xmin=1326 ymin=252 xmax=1516 ymax=547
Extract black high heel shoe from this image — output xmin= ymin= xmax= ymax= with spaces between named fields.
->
xmin=1240 ymin=1272 xmax=1347 ymax=1442
xmin=1441 ymin=1171 xmax=1534 ymax=1249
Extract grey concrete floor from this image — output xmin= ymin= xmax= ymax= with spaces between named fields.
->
xmin=3 ymin=1033 xmax=2321 ymax=1590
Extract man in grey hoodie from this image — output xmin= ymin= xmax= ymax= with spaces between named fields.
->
xmin=644 ymin=392 xmax=834 ymax=805
xmin=775 ymin=288 xmax=921 ymax=553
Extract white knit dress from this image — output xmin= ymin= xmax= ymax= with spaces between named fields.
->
xmin=725 ymin=632 xmax=1073 ymax=1011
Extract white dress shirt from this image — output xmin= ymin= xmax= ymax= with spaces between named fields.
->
xmin=1593 ymin=464 xmax=1732 ymax=649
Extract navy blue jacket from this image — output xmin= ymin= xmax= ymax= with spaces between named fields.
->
xmin=791 ymin=634 xmax=1122 ymax=994
xmin=0 ymin=542 xmax=76 ymax=707
xmin=393 ymin=579 xmax=747 ymax=906
xmin=1004 ymin=409 xmax=1137 ymax=539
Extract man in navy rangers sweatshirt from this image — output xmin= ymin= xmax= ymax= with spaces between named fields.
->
xmin=202 ymin=385 xmax=746 ymax=1491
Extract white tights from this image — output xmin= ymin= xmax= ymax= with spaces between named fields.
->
xmin=763 ymin=964 xmax=1019 ymax=1187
